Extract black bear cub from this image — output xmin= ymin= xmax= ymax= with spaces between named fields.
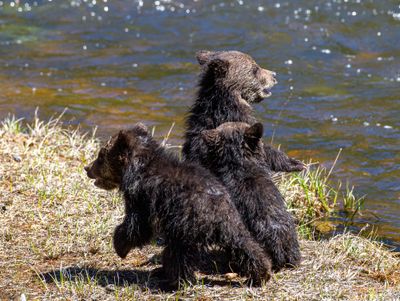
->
xmin=85 ymin=123 xmax=272 ymax=286
xmin=200 ymin=122 xmax=301 ymax=271
xmin=183 ymin=50 xmax=305 ymax=173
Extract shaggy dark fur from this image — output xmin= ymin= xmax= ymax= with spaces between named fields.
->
xmin=85 ymin=123 xmax=272 ymax=286
xmin=182 ymin=50 xmax=305 ymax=173
xmin=200 ymin=122 xmax=301 ymax=271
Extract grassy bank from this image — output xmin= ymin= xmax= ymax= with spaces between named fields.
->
xmin=0 ymin=113 xmax=399 ymax=300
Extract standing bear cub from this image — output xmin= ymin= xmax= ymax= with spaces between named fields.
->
xmin=183 ymin=50 xmax=305 ymax=173
xmin=200 ymin=122 xmax=301 ymax=271
xmin=85 ymin=123 xmax=272 ymax=286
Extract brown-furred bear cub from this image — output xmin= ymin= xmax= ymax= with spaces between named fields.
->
xmin=84 ymin=123 xmax=272 ymax=286
xmin=183 ymin=50 xmax=305 ymax=173
xmin=200 ymin=122 xmax=301 ymax=271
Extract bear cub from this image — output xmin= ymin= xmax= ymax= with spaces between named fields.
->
xmin=85 ymin=123 xmax=273 ymax=286
xmin=183 ymin=50 xmax=305 ymax=173
xmin=200 ymin=122 xmax=301 ymax=271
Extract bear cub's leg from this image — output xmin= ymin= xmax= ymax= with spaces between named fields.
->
xmin=161 ymin=243 xmax=199 ymax=287
xmin=113 ymin=213 xmax=153 ymax=258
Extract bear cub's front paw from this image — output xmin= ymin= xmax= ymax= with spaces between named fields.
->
xmin=287 ymin=158 xmax=307 ymax=172
xmin=113 ymin=224 xmax=132 ymax=258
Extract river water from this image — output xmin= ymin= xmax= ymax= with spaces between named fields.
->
xmin=0 ymin=0 xmax=399 ymax=248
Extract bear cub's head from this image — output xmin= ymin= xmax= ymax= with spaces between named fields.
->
xmin=85 ymin=123 xmax=150 ymax=190
xmin=201 ymin=122 xmax=264 ymax=164
xmin=196 ymin=50 xmax=277 ymax=104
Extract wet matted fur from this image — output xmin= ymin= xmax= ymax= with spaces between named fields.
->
xmin=183 ymin=50 xmax=305 ymax=173
xmin=200 ymin=122 xmax=301 ymax=271
xmin=85 ymin=123 xmax=272 ymax=286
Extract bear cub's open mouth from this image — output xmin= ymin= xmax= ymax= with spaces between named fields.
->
xmin=255 ymin=86 xmax=274 ymax=102
xmin=263 ymin=88 xmax=272 ymax=97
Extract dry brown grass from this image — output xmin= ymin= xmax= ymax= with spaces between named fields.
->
xmin=0 ymin=114 xmax=399 ymax=300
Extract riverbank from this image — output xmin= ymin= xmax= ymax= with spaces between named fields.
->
xmin=0 ymin=114 xmax=399 ymax=300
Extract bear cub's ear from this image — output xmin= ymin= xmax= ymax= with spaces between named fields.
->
xmin=134 ymin=122 xmax=149 ymax=135
xmin=114 ymin=123 xmax=149 ymax=150
xmin=201 ymin=129 xmax=219 ymax=144
xmin=244 ymin=123 xmax=263 ymax=149
xmin=196 ymin=50 xmax=230 ymax=76
xmin=245 ymin=123 xmax=263 ymax=139
xmin=114 ymin=130 xmax=132 ymax=153
xmin=196 ymin=50 xmax=215 ymax=65
xmin=110 ymin=129 xmax=137 ymax=164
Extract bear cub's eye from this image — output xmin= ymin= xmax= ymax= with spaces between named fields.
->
xmin=252 ymin=66 xmax=259 ymax=75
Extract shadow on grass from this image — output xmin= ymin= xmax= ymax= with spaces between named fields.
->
xmin=40 ymin=265 xmax=241 ymax=292
xmin=40 ymin=266 xmax=171 ymax=292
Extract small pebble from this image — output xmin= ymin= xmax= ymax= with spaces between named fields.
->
xmin=12 ymin=154 xmax=22 ymax=162
xmin=363 ymin=122 xmax=369 ymax=126
xmin=383 ymin=125 xmax=393 ymax=129
xmin=224 ymin=272 xmax=239 ymax=280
